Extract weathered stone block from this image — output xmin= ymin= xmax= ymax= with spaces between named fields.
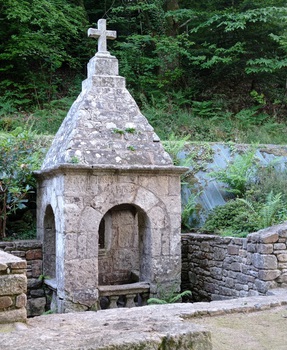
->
xmin=188 ymin=272 xmax=197 ymax=284
xmin=229 ymin=262 xmax=242 ymax=272
xmin=254 ymin=280 xmax=266 ymax=293
xmin=10 ymin=250 xmax=26 ymax=257
xmin=28 ymin=278 xmax=43 ymax=289
xmin=276 ymin=273 xmax=287 ymax=283
xmin=260 ymin=231 xmax=279 ymax=244
xmin=227 ymin=245 xmax=239 ymax=255
xmin=0 ymin=263 xmax=7 ymax=271
xmin=0 ymin=307 xmax=26 ymax=324
xmin=252 ymin=253 xmax=277 ymax=270
xmin=31 ymin=260 xmax=42 ymax=278
xmin=30 ymin=289 xmax=45 ymax=297
xmin=277 ymin=253 xmax=287 ymax=262
xmin=26 ymin=297 xmax=46 ymax=317
xmin=238 ymin=249 xmax=247 ymax=257
xmin=0 ymin=275 xmax=27 ymax=295
xmin=10 ymin=261 xmax=27 ymax=270
xmin=232 ymin=237 xmax=245 ymax=246
xmin=16 ymin=293 xmax=27 ymax=308
xmin=247 ymin=290 xmax=260 ymax=296
xmin=278 ymin=226 xmax=287 ymax=238
xmin=257 ymin=244 xmax=273 ymax=254
xmin=258 ymin=269 xmax=281 ymax=281
xmin=71 ymin=289 xmax=99 ymax=307
xmin=0 ymin=296 xmax=13 ymax=309
xmin=247 ymin=243 xmax=256 ymax=253
xmin=213 ymin=247 xmax=226 ymax=261
xmin=239 ymin=290 xmax=249 ymax=297
xmin=26 ymin=249 xmax=42 ymax=260
xmin=224 ymin=277 xmax=235 ymax=288
xmin=274 ymin=243 xmax=286 ymax=250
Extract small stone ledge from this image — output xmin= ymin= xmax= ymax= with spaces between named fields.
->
xmin=98 ymin=282 xmax=150 ymax=309
xmin=35 ymin=164 xmax=188 ymax=177
xmin=98 ymin=282 xmax=150 ymax=296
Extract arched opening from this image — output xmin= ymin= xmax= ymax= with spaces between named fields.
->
xmin=43 ymin=205 xmax=56 ymax=279
xmin=98 ymin=203 xmax=151 ymax=286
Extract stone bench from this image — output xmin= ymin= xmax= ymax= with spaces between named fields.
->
xmin=98 ymin=282 xmax=150 ymax=309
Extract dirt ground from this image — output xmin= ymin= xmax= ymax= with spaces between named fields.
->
xmin=194 ymin=306 xmax=287 ymax=350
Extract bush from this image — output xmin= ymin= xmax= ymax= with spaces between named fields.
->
xmin=0 ymin=127 xmax=47 ymax=238
xmin=202 ymin=199 xmax=260 ymax=236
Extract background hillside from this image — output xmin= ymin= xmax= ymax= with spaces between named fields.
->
xmin=1 ymin=0 xmax=287 ymax=143
xmin=1 ymin=0 xmax=287 ymax=240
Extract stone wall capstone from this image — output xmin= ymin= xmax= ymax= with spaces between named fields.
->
xmin=181 ymin=223 xmax=287 ymax=301
xmin=0 ymin=240 xmax=45 ymax=317
xmin=0 ymin=250 xmax=27 ymax=323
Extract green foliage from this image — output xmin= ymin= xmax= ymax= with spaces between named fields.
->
xmin=162 ymin=133 xmax=192 ymax=166
xmin=0 ymin=127 xmax=46 ymax=238
xmin=203 ymin=160 xmax=287 ymax=236
xmin=239 ymin=191 xmax=286 ymax=229
xmin=209 ymin=150 xmax=257 ymax=197
xmin=0 ymin=0 xmax=89 ymax=111
xmin=181 ymin=192 xmax=200 ymax=232
xmin=202 ymin=199 xmax=260 ymax=236
xmin=147 ymin=290 xmax=192 ymax=305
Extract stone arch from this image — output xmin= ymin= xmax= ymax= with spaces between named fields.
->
xmin=93 ymin=183 xmax=170 ymax=226
xmin=97 ymin=202 xmax=151 ymax=286
xmin=43 ymin=205 xmax=56 ymax=279
xmin=93 ymin=183 xmax=171 ymax=286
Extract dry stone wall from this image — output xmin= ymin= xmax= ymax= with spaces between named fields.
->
xmin=182 ymin=223 xmax=287 ymax=301
xmin=0 ymin=250 xmax=27 ymax=323
xmin=0 ymin=240 xmax=45 ymax=317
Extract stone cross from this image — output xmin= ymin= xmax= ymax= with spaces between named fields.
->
xmin=88 ymin=19 xmax=117 ymax=54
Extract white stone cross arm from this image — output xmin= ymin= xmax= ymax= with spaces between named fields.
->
xmin=88 ymin=19 xmax=117 ymax=55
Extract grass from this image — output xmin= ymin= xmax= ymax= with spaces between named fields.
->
xmin=1 ymin=94 xmax=287 ymax=144
xmin=1 ymin=96 xmax=287 ymax=239
xmin=142 ymin=102 xmax=287 ymax=144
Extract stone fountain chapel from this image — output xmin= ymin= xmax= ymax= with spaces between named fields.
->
xmin=36 ymin=19 xmax=186 ymax=313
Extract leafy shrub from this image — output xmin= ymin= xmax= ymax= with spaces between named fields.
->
xmin=202 ymin=199 xmax=260 ymax=236
xmin=0 ymin=127 xmax=47 ymax=238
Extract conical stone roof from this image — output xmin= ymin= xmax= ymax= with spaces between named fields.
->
xmin=41 ymin=20 xmax=173 ymax=171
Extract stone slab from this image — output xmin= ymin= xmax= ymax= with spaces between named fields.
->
xmin=1 ymin=289 xmax=287 ymax=350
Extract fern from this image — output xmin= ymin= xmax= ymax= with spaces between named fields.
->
xmin=147 ymin=290 xmax=192 ymax=305
xmin=181 ymin=192 xmax=200 ymax=231
xmin=259 ymin=191 xmax=283 ymax=228
xmin=162 ymin=133 xmax=191 ymax=166
xmin=209 ymin=150 xmax=257 ymax=197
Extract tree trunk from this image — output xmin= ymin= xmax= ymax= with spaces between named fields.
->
xmin=164 ymin=0 xmax=179 ymax=36
xmin=0 ymin=191 xmax=7 ymax=239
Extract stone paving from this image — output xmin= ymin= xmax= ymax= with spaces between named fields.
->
xmin=1 ymin=289 xmax=287 ymax=350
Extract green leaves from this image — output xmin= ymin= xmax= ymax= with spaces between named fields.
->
xmin=210 ymin=150 xmax=258 ymax=197
xmin=147 ymin=290 xmax=192 ymax=305
xmin=246 ymin=58 xmax=287 ymax=73
xmin=0 ymin=127 xmax=46 ymax=237
xmin=191 ymin=7 xmax=287 ymax=33
xmin=0 ymin=0 xmax=89 ymax=109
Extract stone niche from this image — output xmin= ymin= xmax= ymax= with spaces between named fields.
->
xmin=36 ymin=19 xmax=185 ymax=313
